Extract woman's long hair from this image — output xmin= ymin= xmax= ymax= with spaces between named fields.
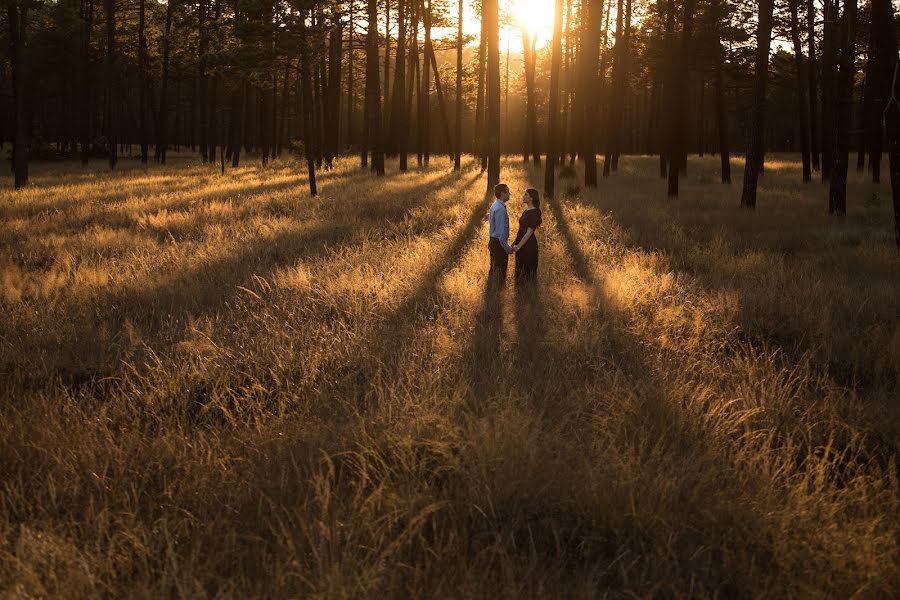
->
xmin=525 ymin=188 xmax=541 ymax=209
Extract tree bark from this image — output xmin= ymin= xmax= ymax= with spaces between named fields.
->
xmin=157 ymin=0 xmax=173 ymax=164
xmin=604 ymin=0 xmax=625 ymax=177
xmin=485 ymin=0 xmax=501 ymax=190
xmin=80 ymin=0 xmax=94 ymax=166
xmin=300 ymin=11 xmax=317 ymax=196
xmin=327 ymin=20 xmax=343 ymax=166
xmin=713 ymin=9 xmax=731 ymax=184
xmin=475 ymin=8 xmax=487 ymax=171
xmin=8 ymin=1 xmax=29 ymax=189
xmin=828 ymin=0 xmax=857 ymax=216
xmin=421 ymin=0 xmax=432 ymax=166
xmin=104 ymin=0 xmax=117 ymax=170
xmin=790 ymin=0 xmax=812 ymax=182
xmin=138 ymin=0 xmax=148 ymax=163
xmin=544 ymin=0 xmax=565 ymax=198
xmin=389 ymin=0 xmax=406 ymax=157
xmin=455 ymin=0 xmax=463 ymax=170
xmin=821 ymin=0 xmax=839 ymax=181
xmin=580 ymin=0 xmax=601 ymax=188
xmin=740 ymin=0 xmax=776 ymax=208
xmin=807 ymin=0 xmax=821 ymax=171
xmin=667 ymin=0 xmax=697 ymax=197
xmin=366 ymin=0 xmax=385 ymax=174
xmin=870 ymin=0 xmax=895 ymax=185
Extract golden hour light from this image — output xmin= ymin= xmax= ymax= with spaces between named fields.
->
xmin=513 ymin=0 xmax=556 ymax=43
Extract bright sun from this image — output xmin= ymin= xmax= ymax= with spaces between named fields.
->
xmin=514 ymin=0 xmax=555 ymax=43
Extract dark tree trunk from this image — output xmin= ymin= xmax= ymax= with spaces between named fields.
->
xmin=410 ymin=0 xmax=422 ymax=166
xmin=829 ymin=0 xmax=857 ymax=216
xmin=807 ymin=0 xmax=821 ymax=171
xmin=300 ymin=12 xmax=317 ymax=196
xmin=198 ymin=0 xmax=209 ymax=162
xmin=80 ymin=0 xmax=94 ymax=166
xmin=858 ymin=38 xmax=874 ymax=172
xmin=428 ymin=45 xmax=454 ymax=161
xmin=389 ymin=0 xmax=406 ymax=157
xmin=667 ymin=0 xmax=697 ymax=197
xmin=138 ymin=0 xmax=148 ymax=163
xmin=455 ymin=0 xmax=463 ymax=170
xmin=8 ymin=1 xmax=28 ymax=189
xmin=887 ymin=61 xmax=900 ymax=246
xmin=366 ymin=0 xmax=385 ymax=174
xmin=604 ymin=0 xmax=625 ymax=177
xmin=544 ymin=0 xmax=565 ymax=198
xmin=327 ymin=22 xmax=343 ymax=166
xmin=527 ymin=34 xmax=539 ymax=166
xmin=790 ymin=0 xmax=812 ymax=182
xmin=522 ymin=30 xmax=533 ymax=163
xmin=714 ymin=13 xmax=731 ymax=184
xmin=347 ymin=6 xmax=355 ymax=150
xmin=486 ymin=0 xmax=501 ymax=190
xmin=475 ymin=8 xmax=487 ymax=171
xmin=580 ymin=0 xmax=601 ymax=188
xmin=232 ymin=82 xmax=245 ymax=167
xmin=821 ymin=0 xmax=839 ymax=181
xmin=740 ymin=0 xmax=776 ymax=208
xmin=157 ymin=0 xmax=173 ymax=164
xmin=870 ymin=0 xmax=895 ymax=185
xmin=104 ymin=0 xmax=117 ymax=170
xmin=421 ymin=0 xmax=432 ymax=166
xmin=384 ymin=0 xmax=390 ymax=125
xmin=660 ymin=0 xmax=675 ymax=179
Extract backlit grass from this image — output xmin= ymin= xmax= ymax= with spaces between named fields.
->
xmin=0 ymin=155 xmax=897 ymax=597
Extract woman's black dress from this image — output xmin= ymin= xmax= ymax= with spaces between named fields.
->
xmin=514 ymin=208 xmax=542 ymax=281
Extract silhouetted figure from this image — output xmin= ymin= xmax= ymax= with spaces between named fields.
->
xmin=488 ymin=183 xmax=513 ymax=284
xmin=513 ymin=188 xmax=542 ymax=282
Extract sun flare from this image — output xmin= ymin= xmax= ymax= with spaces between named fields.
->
xmin=514 ymin=0 xmax=555 ymax=43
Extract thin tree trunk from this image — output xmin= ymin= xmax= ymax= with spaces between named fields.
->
xmin=660 ymin=0 xmax=675 ymax=179
xmin=667 ymin=0 xmax=697 ymax=197
xmin=384 ymin=0 xmax=391 ymax=125
xmin=870 ymin=0 xmax=895 ymax=185
xmin=389 ymin=0 xmax=406 ymax=157
xmin=300 ymin=11 xmax=317 ymax=196
xmin=807 ymin=0 xmax=821 ymax=170
xmin=829 ymin=0 xmax=857 ymax=216
xmin=545 ymin=0 xmax=565 ymax=198
xmin=348 ymin=5 xmax=355 ymax=150
xmin=581 ymin=0 xmax=601 ymax=187
xmin=138 ymin=0 xmax=148 ymax=163
xmin=328 ymin=22 xmax=343 ymax=166
xmin=887 ymin=62 xmax=900 ymax=246
xmin=80 ymin=0 xmax=94 ymax=166
xmin=713 ymin=5 xmax=731 ymax=184
xmin=740 ymin=0 xmax=776 ymax=208
xmin=104 ymin=0 xmax=117 ymax=170
xmin=158 ymin=0 xmax=173 ymax=164
xmin=475 ymin=9 xmax=487 ymax=171
xmin=821 ymin=0 xmax=839 ymax=181
xmin=604 ymin=0 xmax=625 ymax=176
xmin=8 ymin=1 xmax=28 ymax=188
xmin=366 ymin=0 xmax=385 ymax=174
xmin=421 ymin=0 xmax=431 ymax=166
xmin=790 ymin=0 xmax=812 ymax=182
xmin=454 ymin=0 xmax=462 ymax=170
xmin=486 ymin=0 xmax=501 ymax=190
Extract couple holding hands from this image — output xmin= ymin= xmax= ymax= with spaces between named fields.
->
xmin=487 ymin=183 xmax=542 ymax=285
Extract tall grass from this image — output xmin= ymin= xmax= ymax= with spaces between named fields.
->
xmin=0 ymin=155 xmax=897 ymax=597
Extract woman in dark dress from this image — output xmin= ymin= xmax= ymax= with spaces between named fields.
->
xmin=512 ymin=188 xmax=542 ymax=282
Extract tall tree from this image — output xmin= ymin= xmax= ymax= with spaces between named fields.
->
xmin=603 ymin=0 xmax=625 ymax=177
xmin=80 ymin=0 xmax=94 ymax=166
xmin=869 ymin=0 xmax=895 ymax=185
xmin=790 ymin=0 xmax=812 ymax=182
xmin=384 ymin=0 xmax=391 ymax=123
xmin=485 ymin=0 xmax=501 ymax=190
xmin=544 ymin=0 xmax=565 ymax=198
xmin=300 ymin=9 xmax=317 ymax=195
xmin=421 ymin=0 xmax=432 ymax=165
xmin=157 ymin=0 xmax=174 ymax=164
xmin=821 ymin=0 xmax=839 ymax=181
xmin=104 ymin=0 xmax=117 ymax=170
xmin=740 ymin=0 xmax=776 ymax=208
xmin=454 ymin=0 xmax=462 ymax=170
xmin=711 ymin=0 xmax=731 ymax=183
xmin=366 ymin=0 xmax=385 ymax=174
xmin=7 ymin=0 xmax=29 ymax=189
xmin=580 ymin=0 xmax=601 ymax=187
xmin=389 ymin=0 xmax=406 ymax=157
xmin=475 ymin=6 xmax=487 ymax=171
xmin=138 ymin=0 xmax=149 ymax=164
xmin=522 ymin=30 xmax=539 ymax=165
xmin=807 ymin=0 xmax=820 ymax=170
xmin=667 ymin=0 xmax=697 ymax=197
xmin=828 ymin=0 xmax=857 ymax=216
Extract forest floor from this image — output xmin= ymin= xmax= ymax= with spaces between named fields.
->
xmin=0 ymin=155 xmax=898 ymax=598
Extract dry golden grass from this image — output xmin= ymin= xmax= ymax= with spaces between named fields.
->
xmin=0 ymin=154 xmax=897 ymax=598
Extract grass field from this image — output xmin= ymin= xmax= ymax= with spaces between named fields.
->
xmin=1 ymin=154 xmax=898 ymax=598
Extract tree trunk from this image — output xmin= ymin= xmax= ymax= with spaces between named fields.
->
xmin=138 ymin=0 xmax=148 ymax=163
xmin=389 ymin=0 xmax=406 ymax=157
xmin=580 ymin=0 xmax=601 ymax=188
xmin=232 ymin=82 xmax=245 ymax=167
xmin=475 ymin=9 xmax=487 ymax=171
xmin=410 ymin=0 xmax=422 ymax=166
xmin=807 ymin=0 xmax=821 ymax=171
xmin=667 ymin=0 xmax=697 ymax=197
xmin=485 ymin=0 xmax=501 ymax=190
xmin=527 ymin=34 xmax=539 ymax=166
xmin=821 ymin=0 xmax=839 ymax=181
xmin=104 ymin=0 xmax=117 ymax=170
xmin=8 ymin=1 xmax=28 ymax=189
xmin=80 ymin=0 xmax=94 ymax=166
xmin=198 ymin=0 xmax=209 ymax=162
xmin=713 ymin=7 xmax=731 ymax=184
xmin=870 ymin=0 xmax=895 ymax=185
xmin=544 ymin=0 xmax=565 ymax=198
xmin=158 ymin=0 xmax=173 ymax=164
xmin=347 ymin=6 xmax=355 ymax=150
xmin=366 ymin=0 xmax=385 ymax=174
xmin=384 ymin=0 xmax=391 ymax=126
xmin=887 ymin=62 xmax=900 ymax=246
xmin=522 ymin=30 xmax=532 ymax=163
xmin=604 ymin=0 xmax=625 ymax=177
xmin=828 ymin=0 xmax=857 ymax=216
xmin=740 ymin=0 xmax=776 ymax=208
xmin=455 ymin=0 xmax=463 ymax=170
xmin=790 ymin=0 xmax=812 ymax=182
xmin=300 ymin=12 xmax=317 ymax=196
xmin=327 ymin=22 xmax=343 ymax=166
xmin=421 ymin=0 xmax=432 ymax=166
xmin=660 ymin=0 xmax=675 ymax=179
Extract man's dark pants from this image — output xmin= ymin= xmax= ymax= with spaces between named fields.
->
xmin=488 ymin=238 xmax=508 ymax=283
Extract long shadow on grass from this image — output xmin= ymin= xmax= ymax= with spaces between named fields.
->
xmin=5 ymin=169 xmax=469 ymax=389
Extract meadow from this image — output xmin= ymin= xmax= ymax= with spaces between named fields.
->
xmin=0 ymin=154 xmax=897 ymax=598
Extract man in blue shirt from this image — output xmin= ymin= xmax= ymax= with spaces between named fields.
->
xmin=488 ymin=183 xmax=513 ymax=284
